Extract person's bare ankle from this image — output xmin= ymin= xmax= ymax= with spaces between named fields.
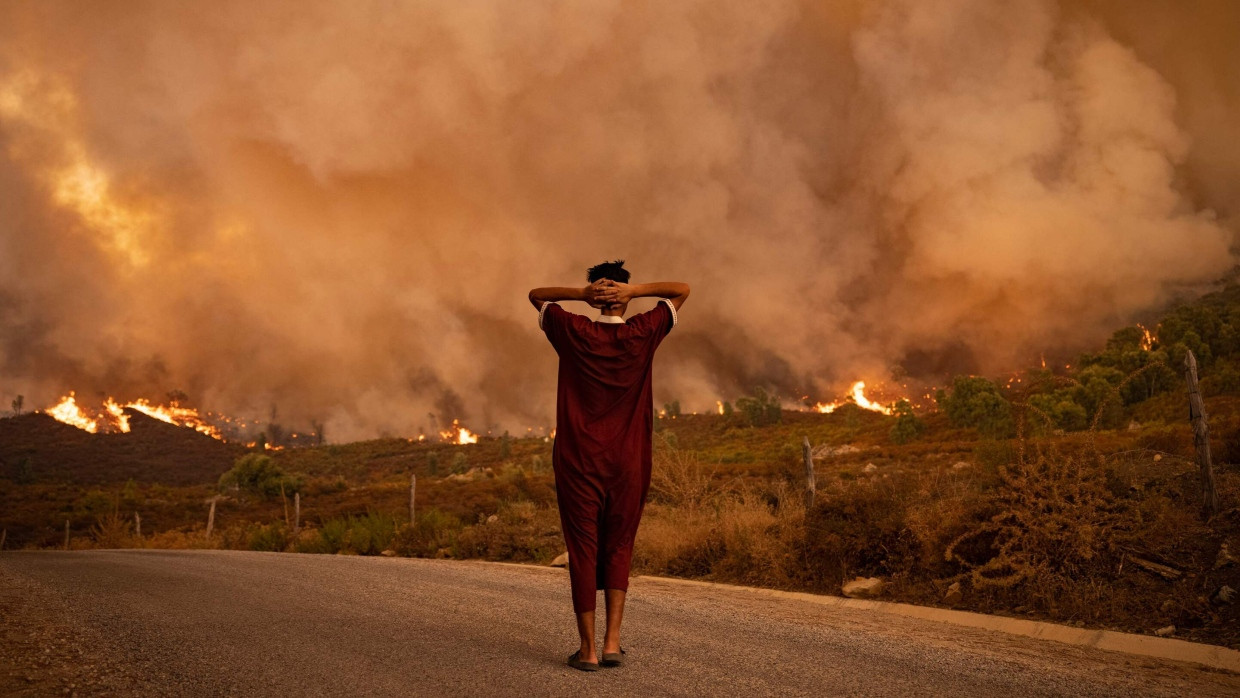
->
xmin=579 ymin=643 xmax=598 ymax=664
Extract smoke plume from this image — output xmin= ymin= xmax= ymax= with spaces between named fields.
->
xmin=1 ymin=0 xmax=1236 ymax=440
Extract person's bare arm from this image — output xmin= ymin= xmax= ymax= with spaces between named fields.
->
xmin=527 ymin=282 xmax=609 ymax=310
xmin=598 ymin=281 xmax=690 ymax=310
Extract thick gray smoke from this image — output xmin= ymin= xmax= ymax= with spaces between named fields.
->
xmin=0 ymin=0 xmax=1236 ymax=440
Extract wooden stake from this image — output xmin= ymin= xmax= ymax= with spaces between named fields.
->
xmin=409 ymin=473 xmax=417 ymax=525
xmin=206 ymin=499 xmax=217 ymax=540
xmin=134 ymin=511 xmax=141 ymax=538
xmin=1185 ymin=350 xmax=1220 ymax=517
xmin=1 ymin=528 xmax=7 ymax=550
xmin=281 ymin=483 xmax=290 ymax=527
xmin=293 ymin=492 xmax=301 ymax=533
xmin=64 ymin=519 xmax=70 ymax=550
xmin=802 ymin=437 xmax=816 ymax=509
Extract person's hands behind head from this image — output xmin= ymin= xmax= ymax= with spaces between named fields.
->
xmin=583 ymin=280 xmax=610 ymax=309
xmin=597 ymin=280 xmax=634 ymax=307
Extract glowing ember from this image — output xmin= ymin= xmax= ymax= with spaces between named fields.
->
xmin=440 ymin=419 xmax=478 ymax=445
xmin=813 ymin=381 xmax=895 ymax=416
xmin=716 ymin=400 xmax=725 ymax=415
xmin=46 ymin=393 xmax=98 ymax=433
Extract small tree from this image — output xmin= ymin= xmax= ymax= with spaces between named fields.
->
xmin=218 ymin=454 xmax=301 ymax=498
xmin=937 ymin=376 xmax=1014 ymax=438
xmin=451 ymin=451 xmax=467 ymax=474
xmin=499 ymin=432 xmax=512 ymax=460
xmin=10 ymin=394 xmax=23 ymax=416
xmin=889 ymin=400 xmax=924 ymax=444
xmin=663 ymin=401 xmax=682 ymax=418
xmin=736 ymin=388 xmax=782 ymax=427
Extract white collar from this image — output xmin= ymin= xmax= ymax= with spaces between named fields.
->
xmin=595 ymin=314 xmax=625 ymax=324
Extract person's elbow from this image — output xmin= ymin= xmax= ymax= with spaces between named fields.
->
xmin=527 ymin=289 xmax=541 ymax=309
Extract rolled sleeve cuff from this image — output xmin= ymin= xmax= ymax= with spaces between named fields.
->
xmin=538 ymin=301 xmax=557 ymax=330
xmin=658 ymin=298 xmax=678 ymax=330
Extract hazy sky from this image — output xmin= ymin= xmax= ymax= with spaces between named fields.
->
xmin=1 ymin=0 xmax=1236 ymax=440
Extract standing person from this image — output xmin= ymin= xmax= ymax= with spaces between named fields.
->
xmin=528 ymin=260 xmax=689 ymax=672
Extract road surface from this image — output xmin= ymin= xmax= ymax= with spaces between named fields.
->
xmin=1 ymin=550 xmax=1236 ymax=696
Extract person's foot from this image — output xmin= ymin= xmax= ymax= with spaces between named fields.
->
xmin=567 ymin=650 xmax=600 ymax=672
xmin=600 ymin=648 xmax=625 ymax=668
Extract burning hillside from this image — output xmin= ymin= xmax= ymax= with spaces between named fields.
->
xmin=0 ymin=411 xmax=245 ymax=486
xmin=0 ymin=2 xmax=1236 ymax=438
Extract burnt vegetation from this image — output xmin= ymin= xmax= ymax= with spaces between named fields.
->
xmin=5 ymin=285 xmax=1240 ymax=646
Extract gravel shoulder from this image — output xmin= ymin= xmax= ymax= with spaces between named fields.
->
xmin=2 ymin=550 xmax=1238 ymax=697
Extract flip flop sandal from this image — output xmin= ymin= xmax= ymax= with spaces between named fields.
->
xmin=567 ymin=650 xmax=600 ymax=672
xmin=600 ymin=648 xmax=626 ymax=667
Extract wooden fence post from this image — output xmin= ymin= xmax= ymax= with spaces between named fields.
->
xmin=802 ymin=437 xmax=816 ymax=509
xmin=409 ymin=473 xmax=417 ymax=525
xmin=206 ymin=498 xmax=217 ymax=540
xmin=293 ymin=492 xmax=301 ymax=533
xmin=1 ymin=528 xmax=7 ymax=550
xmin=134 ymin=511 xmax=141 ymax=538
xmin=1185 ymin=350 xmax=1220 ymax=517
xmin=64 ymin=519 xmax=70 ymax=550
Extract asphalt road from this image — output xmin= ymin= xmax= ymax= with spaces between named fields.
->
xmin=1 ymin=550 xmax=1236 ymax=697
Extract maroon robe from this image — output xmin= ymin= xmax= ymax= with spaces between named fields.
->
xmin=540 ymin=299 xmax=677 ymax=613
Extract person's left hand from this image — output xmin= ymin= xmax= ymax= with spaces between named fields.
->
xmin=583 ymin=280 xmax=610 ymax=309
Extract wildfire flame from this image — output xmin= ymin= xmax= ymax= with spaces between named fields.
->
xmin=123 ymin=399 xmax=222 ymax=438
xmin=1137 ymin=323 xmax=1157 ymax=351
xmin=716 ymin=400 xmax=725 ymax=415
xmin=41 ymin=394 xmax=222 ymax=439
xmin=813 ymin=381 xmax=895 ymax=416
xmin=46 ymin=393 xmax=99 ymax=433
xmin=440 ymin=419 xmax=479 ymax=445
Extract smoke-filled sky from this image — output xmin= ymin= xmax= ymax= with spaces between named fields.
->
xmin=1 ymin=0 xmax=1237 ymax=441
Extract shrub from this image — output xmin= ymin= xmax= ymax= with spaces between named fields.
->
xmin=248 ymin=523 xmax=289 ymax=552
xmin=394 ymin=507 xmax=464 ymax=557
xmin=296 ymin=510 xmax=397 ymax=555
xmin=937 ymin=377 xmax=1014 ymax=438
xmin=452 ymin=501 xmax=562 ymax=562
xmin=889 ymin=400 xmax=924 ymax=444
xmin=800 ymin=478 xmax=920 ymax=588
xmin=736 ymin=388 xmax=782 ymax=427
xmin=219 ymin=454 xmax=302 ymax=499
xmin=944 ymin=449 xmax=1128 ymax=594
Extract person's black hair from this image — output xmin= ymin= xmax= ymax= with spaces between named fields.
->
xmin=587 ymin=259 xmax=630 ymax=284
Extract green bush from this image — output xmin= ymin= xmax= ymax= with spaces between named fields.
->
xmin=937 ymin=377 xmax=1013 ymax=438
xmin=296 ymin=510 xmax=397 ymax=555
xmin=889 ymin=400 xmax=924 ymax=444
xmin=736 ymin=388 xmax=782 ymax=427
xmin=218 ymin=454 xmax=302 ymax=499
xmin=248 ymin=523 xmax=289 ymax=552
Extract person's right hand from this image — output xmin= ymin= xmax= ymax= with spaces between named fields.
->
xmin=597 ymin=280 xmax=634 ymax=306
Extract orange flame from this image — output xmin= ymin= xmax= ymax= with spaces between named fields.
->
xmin=1137 ymin=323 xmax=1157 ymax=351
xmin=813 ymin=381 xmax=895 ymax=416
xmin=46 ymin=393 xmax=98 ymax=433
xmin=440 ymin=419 xmax=478 ymax=445
xmin=123 ymin=399 xmax=222 ymax=439
xmin=42 ymin=394 xmax=223 ymax=439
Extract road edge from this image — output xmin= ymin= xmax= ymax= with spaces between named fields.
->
xmin=456 ymin=558 xmax=1240 ymax=673
xmin=631 ymin=574 xmax=1240 ymax=673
